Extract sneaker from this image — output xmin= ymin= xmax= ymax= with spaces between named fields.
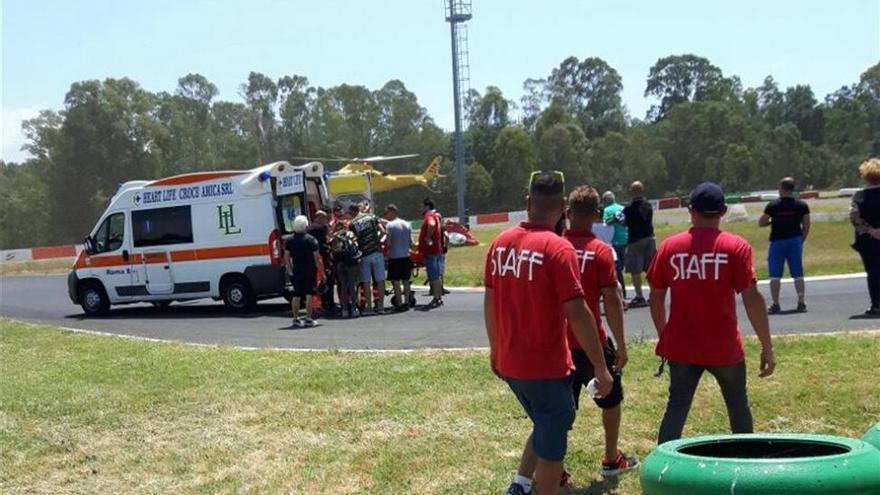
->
xmin=796 ymin=302 xmax=807 ymax=313
xmin=301 ymin=318 xmax=318 ymax=328
xmin=767 ymin=303 xmax=781 ymax=315
xmin=292 ymin=318 xmax=304 ymax=328
xmin=559 ymin=470 xmax=573 ymax=487
xmin=627 ymin=296 xmax=647 ymax=309
xmin=504 ymin=483 xmax=529 ymax=495
xmin=601 ymin=450 xmax=640 ymax=477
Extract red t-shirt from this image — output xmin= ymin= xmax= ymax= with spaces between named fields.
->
xmin=419 ymin=210 xmax=443 ymax=256
xmin=563 ymin=230 xmax=617 ymax=349
xmin=484 ymin=222 xmax=585 ymax=380
xmin=647 ymin=227 xmax=757 ymax=366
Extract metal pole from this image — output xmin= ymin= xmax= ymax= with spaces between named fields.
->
xmin=449 ymin=4 xmax=466 ymax=223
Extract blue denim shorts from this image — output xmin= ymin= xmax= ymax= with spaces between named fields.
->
xmin=768 ymin=236 xmax=804 ymax=279
xmin=425 ymin=254 xmax=443 ymax=281
xmin=360 ymin=251 xmax=386 ymax=283
xmin=505 ymin=376 xmax=576 ymax=461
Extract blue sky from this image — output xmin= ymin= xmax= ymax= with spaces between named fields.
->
xmin=3 ymin=0 xmax=879 ymax=162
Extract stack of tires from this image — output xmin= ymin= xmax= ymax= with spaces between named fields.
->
xmin=641 ymin=423 xmax=880 ymax=494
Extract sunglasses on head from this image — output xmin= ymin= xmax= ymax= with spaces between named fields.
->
xmin=529 ymin=170 xmax=566 ymax=194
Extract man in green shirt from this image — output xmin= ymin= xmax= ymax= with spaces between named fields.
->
xmin=602 ymin=191 xmax=628 ymax=299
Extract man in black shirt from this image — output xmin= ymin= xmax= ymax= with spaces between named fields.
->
xmin=284 ymin=215 xmax=322 ymax=328
xmin=759 ymin=177 xmax=811 ymax=313
xmin=306 ymin=210 xmax=335 ymax=316
xmin=622 ymin=181 xmax=656 ymax=308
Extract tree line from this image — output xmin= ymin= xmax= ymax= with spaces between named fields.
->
xmin=1 ymin=55 xmax=878 ymax=249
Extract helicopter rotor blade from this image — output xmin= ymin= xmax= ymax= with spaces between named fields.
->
xmin=354 ymin=154 xmax=420 ymax=162
xmin=289 ymin=156 xmax=353 ymax=162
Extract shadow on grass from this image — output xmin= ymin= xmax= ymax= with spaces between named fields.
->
xmin=569 ymin=476 xmax=622 ymax=495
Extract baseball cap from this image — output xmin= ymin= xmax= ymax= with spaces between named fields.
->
xmin=689 ymin=182 xmax=726 ymax=213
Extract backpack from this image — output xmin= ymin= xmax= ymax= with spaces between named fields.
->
xmin=331 ymin=231 xmax=362 ymax=266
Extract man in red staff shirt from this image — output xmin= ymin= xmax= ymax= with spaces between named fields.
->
xmin=563 ymin=185 xmax=639 ymax=480
xmin=419 ymin=198 xmax=444 ymax=307
xmin=648 ymin=182 xmax=776 ymax=444
xmin=484 ymin=172 xmax=613 ymax=495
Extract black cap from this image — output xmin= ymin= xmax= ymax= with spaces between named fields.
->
xmin=689 ymin=182 xmax=726 ymax=213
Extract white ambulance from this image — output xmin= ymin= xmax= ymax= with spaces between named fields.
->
xmin=68 ymin=161 xmax=329 ymax=315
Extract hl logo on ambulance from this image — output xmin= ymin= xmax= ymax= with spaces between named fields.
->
xmin=217 ymin=204 xmax=242 ymax=235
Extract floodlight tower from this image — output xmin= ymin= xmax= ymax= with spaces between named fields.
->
xmin=445 ymin=0 xmax=471 ymax=224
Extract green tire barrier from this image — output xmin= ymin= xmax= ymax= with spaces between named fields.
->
xmin=864 ymin=422 xmax=880 ymax=452
xmin=640 ymin=431 xmax=880 ymax=495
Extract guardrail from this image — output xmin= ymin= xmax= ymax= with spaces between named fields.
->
xmin=1 ymin=245 xmax=82 ymax=264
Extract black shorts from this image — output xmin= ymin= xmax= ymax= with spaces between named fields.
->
xmin=291 ymin=271 xmax=317 ymax=298
xmin=387 ymin=257 xmax=413 ymax=282
xmin=571 ymin=341 xmax=624 ymax=409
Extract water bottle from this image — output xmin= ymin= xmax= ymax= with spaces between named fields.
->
xmin=587 ymin=378 xmax=602 ymax=399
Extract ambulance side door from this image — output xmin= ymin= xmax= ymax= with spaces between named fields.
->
xmin=130 ymin=205 xmax=193 ymax=295
xmin=86 ymin=211 xmax=131 ymax=302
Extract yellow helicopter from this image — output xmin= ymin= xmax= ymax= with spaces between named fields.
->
xmin=293 ymin=154 xmax=444 ymax=195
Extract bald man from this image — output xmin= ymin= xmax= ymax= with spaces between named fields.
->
xmin=622 ymin=181 xmax=656 ymax=308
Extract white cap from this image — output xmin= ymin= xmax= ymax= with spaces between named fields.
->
xmin=292 ymin=215 xmax=309 ymax=233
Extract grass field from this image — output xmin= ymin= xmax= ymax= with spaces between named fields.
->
xmin=444 ymin=220 xmax=864 ymax=287
xmin=1 ymin=320 xmax=878 ymax=494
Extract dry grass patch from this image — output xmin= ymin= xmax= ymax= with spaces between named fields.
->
xmin=0 ymin=258 xmax=73 ymax=277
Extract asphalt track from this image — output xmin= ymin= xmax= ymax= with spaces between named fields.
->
xmin=1 ymin=274 xmax=878 ymax=350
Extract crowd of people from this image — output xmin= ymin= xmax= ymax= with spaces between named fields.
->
xmin=486 ymin=157 xmax=880 ymax=495
xmin=283 ymin=198 xmax=448 ymax=328
xmin=280 ymin=157 xmax=880 ymax=492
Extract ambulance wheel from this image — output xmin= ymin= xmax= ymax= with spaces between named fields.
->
xmin=79 ymin=281 xmax=110 ymax=316
xmin=221 ymin=276 xmax=256 ymax=312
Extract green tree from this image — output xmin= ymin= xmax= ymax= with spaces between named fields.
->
xmin=585 ymin=129 xmax=666 ymax=195
xmin=538 ymin=123 xmax=589 ymax=185
xmin=0 ymin=160 xmax=50 ymax=248
xmin=656 ymin=100 xmax=753 ymax=192
xmin=241 ymin=72 xmax=279 ymax=162
xmin=464 ymin=162 xmax=493 ymax=213
xmin=492 ymin=126 xmax=535 ymax=210
xmin=520 ymin=78 xmax=548 ymax=132
xmin=781 ymin=85 xmax=823 ymax=144
xmin=50 ymin=78 xmax=164 ymax=242
xmin=277 ymin=74 xmax=314 ymax=157
xmin=755 ymin=76 xmax=785 ymax=127
xmin=546 ymin=56 xmax=626 ymax=137
xmin=464 ymin=86 xmax=512 ymax=177
xmin=645 ymin=54 xmax=739 ymax=120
